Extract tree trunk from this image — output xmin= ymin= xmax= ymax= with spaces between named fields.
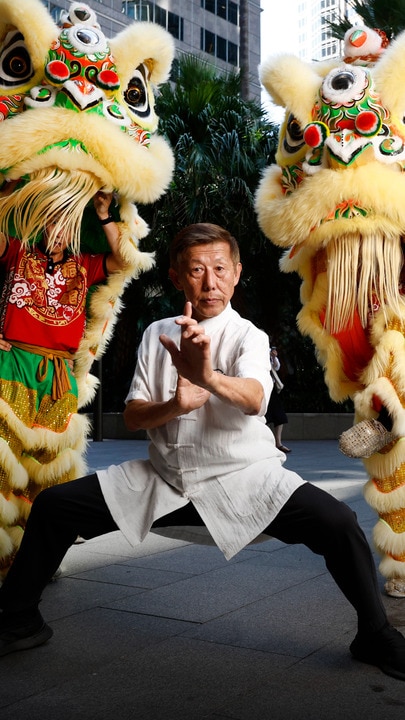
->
xmin=239 ymin=0 xmax=250 ymax=100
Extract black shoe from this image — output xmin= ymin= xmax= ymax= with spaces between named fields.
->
xmin=350 ymin=624 xmax=405 ymax=680
xmin=276 ymin=444 xmax=291 ymax=453
xmin=0 ymin=611 xmax=53 ymax=656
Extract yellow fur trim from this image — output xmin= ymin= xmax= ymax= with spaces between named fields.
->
xmin=374 ymin=31 xmax=405 ymax=120
xmin=379 ymin=555 xmax=405 ymax=579
xmin=0 ymin=111 xmax=175 ymax=204
xmin=1 ymin=496 xmax=30 ymax=530
xmin=21 ymin=447 xmax=87 ymax=486
xmin=0 ymin=397 xmax=90 ymax=453
xmin=256 ymin=162 xmax=405 ymax=249
xmin=0 ymin=527 xmax=14 ymax=561
xmin=259 ymin=54 xmax=321 ymax=126
xmin=76 ymin=373 xmax=99 ymax=410
xmin=13 ymin=497 xmax=31 ymax=523
xmin=363 ymin=438 xmax=405 ymax=478
xmin=0 ymin=492 xmax=21 ymax=525
xmin=373 ymin=518 xmax=405 ymax=555
xmin=0 ymin=438 xmax=29 ymax=490
xmin=110 ymin=21 xmax=175 ymax=87
xmin=354 ymin=376 xmax=405 ymax=437
xmin=364 ymin=477 xmax=405 ymax=513
xmin=296 ymin=272 xmax=361 ymax=400
xmin=0 ymin=525 xmax=23 ymax=579
xmin=118 ymin=199 xmax=150 ymax=243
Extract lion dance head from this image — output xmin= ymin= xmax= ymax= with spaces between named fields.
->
xmin=0 ymin=0 xmax=175 ymax=403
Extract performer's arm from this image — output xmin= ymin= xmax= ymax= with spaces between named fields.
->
xmin=0 ymin=232 xmax=7 ymax=258
xmin=93 ymin=191 xmax=127 ymax=274
xmin=0 ymin=333 xmax=11 ymax=351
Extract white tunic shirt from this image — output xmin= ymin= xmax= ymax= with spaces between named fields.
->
xmin=98 ymin=304 xmax=305 ymax=559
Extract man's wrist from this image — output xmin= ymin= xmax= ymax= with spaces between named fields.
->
xmin=99 ymin=213 xmax=114 ymax=225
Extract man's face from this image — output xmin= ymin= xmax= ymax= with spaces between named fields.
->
xmin=44 ymin=217 xmax=70 ymax=257
xmin=169 ymin=242 xmax=242 ymax=321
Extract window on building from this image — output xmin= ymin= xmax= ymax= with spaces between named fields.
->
xmin=204 ymin=0 xmax=216 ymax=13
xmin=122 ymin=2 xmax=183 ymax=41
xmin=217 ymin=35 xmax=227 ymax=61
xmin=123 ymin=1 xmax=152 ymax=21
xmin=155 ymin=6 xmax=166 ymax=27
xmin=201 ymin=0 xmax=238 ymax=25
xmin=201 ymin=28 xmax=216 ymax=56
xmin=200 ymin=28 xmax=238 ymax=66
xmin=227 ymin=40 xmax=238 ymax=65
xmin=168 ymin=12 xmax=184 ymax=42
xmin=217 ymin=1 xmax=227 ymax=19
xmin=228 ymin=2 xmax=238 ymax=25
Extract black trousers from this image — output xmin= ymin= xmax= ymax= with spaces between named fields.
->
xmin=0 ymin=475 xmax=387 ymax=634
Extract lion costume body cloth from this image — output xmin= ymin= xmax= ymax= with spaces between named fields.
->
xmin=0 ymin=0 xmax=175 ymax=578
xmin=255 ymin=27 xmax=405 ymax=597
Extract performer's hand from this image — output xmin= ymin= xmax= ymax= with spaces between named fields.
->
xmin=174 ymin=374 xmax=210 ymax=413
xmin=94 ymin=190 xmax=114 ymax=221
xmin=0 ymin=333 xmax=11 ymax=351
xmin=160 ymin=302 xmax=214 ymax=389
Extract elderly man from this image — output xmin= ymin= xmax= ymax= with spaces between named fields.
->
xmin=0 ymin=223 xmax=404 ymax=681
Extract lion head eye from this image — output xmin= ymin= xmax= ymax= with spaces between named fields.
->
xmin=125 ymin=79 xmax=145 ymax=106
xmin=281 ymin=114 xmax=305 ymax=156
xmin=123 ymin=64 xmax=150 ymax=118
xmin=287 ymin=116 xmax=303 ymax=142
xmin=322 ymin=64 xmax=368 ymax=104
xmin=0 ymin=31 xmax=33 ymax=88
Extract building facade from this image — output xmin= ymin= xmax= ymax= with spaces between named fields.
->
xmin=40 ymin=1 xmax=262 ymax=100
xmin=296 ymin=0 xmax=358 ymax=62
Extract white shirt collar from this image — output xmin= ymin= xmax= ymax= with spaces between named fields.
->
xmin=199 ymin=302 xmax=234 ymax=333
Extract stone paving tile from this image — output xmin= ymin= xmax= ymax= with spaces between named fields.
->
xmin=199 ymin=638 xmax=405 ymax=720
xmin=105 ymin=553 xmax=328 ymax=624
xmin=39 ymin=575 xmax=144 ymax=622
xmin=70 ymin=562 xmax=194 ymax=589
xmin=0 ymin=607 xmax=198 ymax=709
xmin=119 ymin=542 xmax=266 ymax=573
xmin=180 ymin=571 xmax=354 ymax=657
xmin=1 ymin=440 xmax=404 ymax=720
xmin=1 ymin=634 xmax=296 ymax=720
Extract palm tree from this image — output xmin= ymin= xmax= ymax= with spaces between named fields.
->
xmin=329 ymin=0 xmax=405 ymax=41
xmin=137 ymin=54 xmax=281 ymax=328
xmin=101 ymin=55 xmax=343 ymax=415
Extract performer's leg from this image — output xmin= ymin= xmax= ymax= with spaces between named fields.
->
xmin=264 ymin=482 xmax=386 ymax=632
xmin=265 ymin=482 xmax=405 ymax=680
xmin=0 ymin=473 xmax=118 ymax=616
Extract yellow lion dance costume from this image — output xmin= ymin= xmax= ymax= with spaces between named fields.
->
xmin=256 ymin=26 xmax=405 ymax=598
xmin=0 ymin=0 xmax=174 ymax=577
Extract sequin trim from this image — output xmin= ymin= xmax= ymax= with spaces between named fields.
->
xmin=380 ymin=508 xmax=405 ymax=533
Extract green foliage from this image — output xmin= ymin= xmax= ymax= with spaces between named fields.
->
xmin=100 ymin=55 xmax=344 ymax=414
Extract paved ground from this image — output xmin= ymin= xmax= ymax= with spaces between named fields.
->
xmin=1 ymin=439 xmax=405 ymax=719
